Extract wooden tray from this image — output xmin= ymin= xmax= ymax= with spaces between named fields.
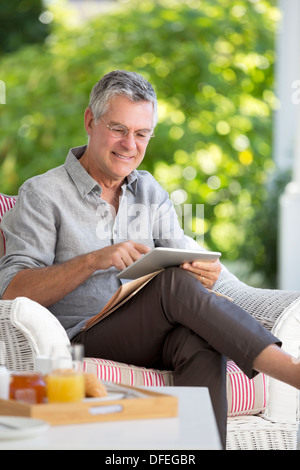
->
xmin=0 ymin=387 xmax=178 ymax=425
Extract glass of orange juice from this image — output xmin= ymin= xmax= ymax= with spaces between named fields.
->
xmin=46 ymin=369 xmax=84 ymax=403
xmin=46 ymin=344 xmax=85 ymax=403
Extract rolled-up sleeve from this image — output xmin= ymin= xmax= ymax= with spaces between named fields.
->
xmin=0 ymin=183 xmax=57 ymax=296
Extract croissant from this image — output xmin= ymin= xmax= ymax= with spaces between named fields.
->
xmin=84 ymin=373 xmax=107 ymax=397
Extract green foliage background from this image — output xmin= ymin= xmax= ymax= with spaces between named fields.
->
xmin=0 ymin=0 xmax=49 ymax=54
xmin=0 ymin=0 xmax=282 ymax=286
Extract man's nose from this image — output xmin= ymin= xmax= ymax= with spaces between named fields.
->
xmin=120 ymin=131 xmax=137 ymax=150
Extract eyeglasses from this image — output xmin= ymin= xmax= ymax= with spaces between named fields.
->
xmin=100 ymin=117 xmax=154 ymax=143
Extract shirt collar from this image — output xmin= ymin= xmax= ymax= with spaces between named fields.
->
xmin=65 ymin=145 xmax=139 ymax=197
xmin=125 ymin=170 xmax=138 ymax=195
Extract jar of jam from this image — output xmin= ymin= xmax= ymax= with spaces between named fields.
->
xmin=9 ymin=372 xmax=46 ymax=404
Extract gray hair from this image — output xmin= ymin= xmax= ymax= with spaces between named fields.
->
xmin=89 ymin=70 xmax=158 ymax=128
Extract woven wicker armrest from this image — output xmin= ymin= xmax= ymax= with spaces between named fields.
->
xmin=213 ymin=266 xmax=300 ymax=331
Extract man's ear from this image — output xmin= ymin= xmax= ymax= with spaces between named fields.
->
xmin=84 ymin=107 xmax=94 ymax=136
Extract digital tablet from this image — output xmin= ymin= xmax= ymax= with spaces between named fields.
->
xmin=117 ymin=247 xmax=221 ymax=280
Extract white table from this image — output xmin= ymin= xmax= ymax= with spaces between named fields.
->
xmin=0 ymin=387 xmax=222 ymax=450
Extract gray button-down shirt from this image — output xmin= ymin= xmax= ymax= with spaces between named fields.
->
xmin=0 ymin=146 xmax=203 ymax=338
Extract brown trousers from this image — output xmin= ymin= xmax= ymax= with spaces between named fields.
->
xmin=73 ymin=267 xmax=279 ymax=449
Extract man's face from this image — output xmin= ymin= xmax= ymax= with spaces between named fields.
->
xmin=84 ymin=94 xmax=154 ymax=184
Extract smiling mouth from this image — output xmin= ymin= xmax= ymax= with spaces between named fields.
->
xmin=113 ymin=152 xmax=134 ymax=160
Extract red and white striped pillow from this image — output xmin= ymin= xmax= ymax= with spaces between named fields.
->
xmin=83 ymin=357 xmax=267 ymax=417
xmin=0 ymin=193 xmax=17 ymax=256
xmin=226 ymin=360 xmax=266 ymax=417
xmin=82 ymin=358 xmax=173 ymax=387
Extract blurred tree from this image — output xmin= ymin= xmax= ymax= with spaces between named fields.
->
xmin=0 ymin=0 xmax=49 ymax=55
xmin=0 ymin=0 xmax=281 ymax=286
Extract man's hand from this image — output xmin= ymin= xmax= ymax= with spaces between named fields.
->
xmin=96 ymin=241 xmax=151 ymax=271
xmin=181 ymin=258 xmax=222 ymax=289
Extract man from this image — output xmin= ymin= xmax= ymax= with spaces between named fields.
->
xmin=1 ymin=70 xmax=300 ymax=449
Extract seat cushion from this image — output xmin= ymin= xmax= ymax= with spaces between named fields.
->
xmin=83 ymin=358 xmax=174 ymax=387
xmin=0 ymin=193 xmax=17 ymax=257
xmin=226 ymin=360 xmax=266 ymax=417
xmin=83 ymin=357 xmax=267 ymax=417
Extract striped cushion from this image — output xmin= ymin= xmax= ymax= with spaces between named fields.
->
xmin=0 ymin=193 xmax=17 ymax=257
xmin=226 ymin=360 xmax=266 ymax=417
xmin=83 ymin=358 xmax=174 ymax=387
xmin=83 ymin=357 xmax=267 ymax=417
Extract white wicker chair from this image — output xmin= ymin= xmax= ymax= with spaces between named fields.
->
xmin=0 ymin=265 xmax=299 ymax=450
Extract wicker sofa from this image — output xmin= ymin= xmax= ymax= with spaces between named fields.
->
xmin=0 ymin=192 xmax=300 ymax=450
